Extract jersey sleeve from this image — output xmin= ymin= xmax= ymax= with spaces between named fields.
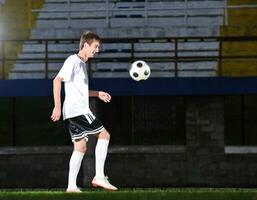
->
xmin=56 ymin=56 xmax=74 ymax=82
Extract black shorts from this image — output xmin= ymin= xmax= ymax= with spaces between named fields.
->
xmin=64 ymin=114 xmax=104 ymax=142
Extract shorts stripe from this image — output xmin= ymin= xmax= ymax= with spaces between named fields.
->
xmin=84 ymin=114 xmax=92 ymax=124
xmin=87 ymin=113 xmax=94 ymax=123
xmin=71 ymin=126 xmax=104 ymax=139
xmin=64 ymin=114 xmax=104 ymax=142
xmin=71 ymin=126 xmax=104 ymax=142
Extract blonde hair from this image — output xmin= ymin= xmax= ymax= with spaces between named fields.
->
xmin=79 ymin=31 xmax=100 ymax=50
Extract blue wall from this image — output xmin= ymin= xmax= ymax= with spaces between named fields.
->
xmin=1 ymin=77 xmax=257 ymax=96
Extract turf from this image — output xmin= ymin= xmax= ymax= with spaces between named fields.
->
xmin=0 ymin=188 xmax=257 ymax=200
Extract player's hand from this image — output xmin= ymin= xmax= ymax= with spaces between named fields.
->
xmin=51 ymin=107 xmax=61 ymax=122
xmin=98 ymin=91 xmax=111 ymax=103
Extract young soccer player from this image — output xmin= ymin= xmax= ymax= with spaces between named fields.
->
xmin=51 ymin=31 xmax=117 ymax=192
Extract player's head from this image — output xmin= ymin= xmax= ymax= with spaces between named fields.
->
xmin=79 ymin=31 xmax=100 ymax=58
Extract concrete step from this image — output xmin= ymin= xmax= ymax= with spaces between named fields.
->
xmin=41 ymin=0 xmax=224 ymax=10
xmin=31 ymin=27 xmax=220 ymax=38
xmin=18 ymin=53 xmax=70 ymax=59
xmin=91 ymin=61 xmax=217 ymax=71
xmin=178 ymin=70 xmax=216 ymax=77
xmin=45 ymin=0 xmax=105 ymax=3
xmin=9 ymin=72 xmax=56 ymax=79
xmin=12 ymin=61 xmax=217 ymax=73
xmin=92 ymin=71 xmax=171 ymax=78
xmin=37 ymin=8 xmax=223 ymax=20
xmin=42 ymin=2 xmax=109 ymax=10
xmin=14 ymin=63 xmax=62 ymax=71
xmin=38 ymin=11 xmax=107 ymax=19
xmin=178 ymin=61 xmax=217 ymax=70
xmin=148 ymin=1 xmax=225 ymax=9
xmin=36 ymin=19 xmax=107 ymax=29
xmin=20 ymin=41 xmax=219 ymax=52
xmin=9 ymin=69 xmax=215 ymax=79
xmin=35 ymin=15 xmax=223 ymax=29
xmin=21 ymin=43 xmax=78 ymax=52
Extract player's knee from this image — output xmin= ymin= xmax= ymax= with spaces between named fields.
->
xmin=104 ymin=130 xmax=110 ymax=140
xmin=81 ymin=145 xmax=87 ymax=153
xmin=99 ymin=129 xmax=110 ymax=140
xmin=106 ymin=132 xmax=110 ymax=140
xmin=76 ymin=145 xmax=87 ymax=153
xmin=74 ymin=139 xmax=87 ymax=153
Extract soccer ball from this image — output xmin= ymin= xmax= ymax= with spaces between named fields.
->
xmin=129 ymin=60 xmax=151 ymax=81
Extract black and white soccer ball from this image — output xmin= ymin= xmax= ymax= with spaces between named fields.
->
xmin=129 ymin=60 xmax=151 ymax=81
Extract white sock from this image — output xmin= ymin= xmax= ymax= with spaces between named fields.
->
xmin=67 ymin=151 xmax=84 ymax=190
xmin=95 ymin=139 xmax=109 ymax=179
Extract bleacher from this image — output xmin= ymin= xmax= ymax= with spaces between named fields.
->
xmin=0 ymin=0 xmax=5 ymax=38
xmin=9 ymin=0 xmax=226 ymax=79
xmin=31 ymin=0 xmax=224 ymax=38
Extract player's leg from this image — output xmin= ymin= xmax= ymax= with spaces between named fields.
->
xmin=92 ymin=129 xmax=117 ymax=190
xmin=66 ymin=138 xmax=87 ymax=193
xmin=95 ymin=129 xmax=110 ymax=179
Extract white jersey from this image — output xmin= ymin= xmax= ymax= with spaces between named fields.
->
xmin=56 ymin=54 xmax=92 ymax=120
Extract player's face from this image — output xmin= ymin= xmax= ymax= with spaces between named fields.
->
xmin=86 ymin=40 xmax=100 ymax=58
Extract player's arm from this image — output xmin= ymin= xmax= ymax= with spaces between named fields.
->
xmin=51 ymin=77 xmax=63 ymax=121
xmin=89 ymin=90 xmax=99 ymax=97
xmin=89 ymin=90 xmax=111 ymax=103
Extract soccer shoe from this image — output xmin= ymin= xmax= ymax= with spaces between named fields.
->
xmin=92 ymin=176 xmax=118 ymax=191
xmin=66 ymin=187 xmax=82 ymax=193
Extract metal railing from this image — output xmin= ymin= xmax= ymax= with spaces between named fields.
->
xmin=31 ymin=0 xmax=257 ymax=28
xmin=1 ymin=36 xmax=257 ymax=79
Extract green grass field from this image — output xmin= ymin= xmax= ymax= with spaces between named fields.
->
xmin=0 ymin=188 xmax=257 ymax=200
